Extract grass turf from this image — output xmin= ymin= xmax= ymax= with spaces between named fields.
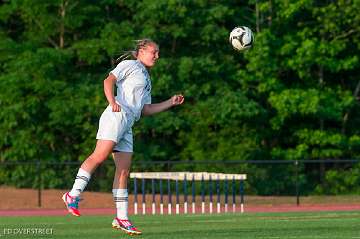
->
xmin=0 ymin=211 xmax=360 ymax=238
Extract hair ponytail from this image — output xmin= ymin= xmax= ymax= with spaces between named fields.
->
xmin=115 ymin=50 xmax=136 ymax=64
xmin=115 ymin=38 xmax=157 ymax=64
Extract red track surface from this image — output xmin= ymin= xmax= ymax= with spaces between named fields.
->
xmin=1 ymin=188 xmax=360 ymax=217
xmin=1 ymin=204 xmax=360 ymax=217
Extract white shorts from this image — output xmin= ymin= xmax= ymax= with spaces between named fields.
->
xmin=96 ymin=106 xmax=135 ymax=153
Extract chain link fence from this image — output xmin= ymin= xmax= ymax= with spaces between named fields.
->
xmin=1 ymin=159 xmax=360 ymax=209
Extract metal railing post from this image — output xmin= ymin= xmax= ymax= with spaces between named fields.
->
xmin=37 ymin=160 xmax=42 ymax=207
xmin=295 ymin=160 xmax=300 ymax=206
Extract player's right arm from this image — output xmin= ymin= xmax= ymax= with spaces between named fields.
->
xmin=142 ymin=95 xmax=184 ymax=116
xmin=104 ymin=73 xmax=121 ymax=112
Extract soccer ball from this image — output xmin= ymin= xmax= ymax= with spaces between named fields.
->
xmin=229 ymin=26 xmax=254 ymax=51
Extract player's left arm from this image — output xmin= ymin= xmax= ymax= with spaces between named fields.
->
xmin=142 ymin=95 xmax=184 ymax=116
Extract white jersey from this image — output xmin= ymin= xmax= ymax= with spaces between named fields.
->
xmin=110 ymin=60 xmax=152 ymax=121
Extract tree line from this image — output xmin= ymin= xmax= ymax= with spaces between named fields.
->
xmin=1 ymin=0 xmax=360 ymax=194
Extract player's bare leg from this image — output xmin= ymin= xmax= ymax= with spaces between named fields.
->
xmin=63 ymin=140 xmax=115 ymax=216
xmin=111 ymin=152 xmax=142 ymax=235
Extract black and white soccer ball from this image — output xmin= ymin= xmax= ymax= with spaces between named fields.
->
xmin=229 ymin=26 xmax=254 ymax=51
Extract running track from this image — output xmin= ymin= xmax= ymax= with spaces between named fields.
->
xmin=1 ymin=204 xmax=360 ymax=216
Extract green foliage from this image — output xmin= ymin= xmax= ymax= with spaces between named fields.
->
xmin=1 ymin=0 xmax=360 ymax=194
xmin=315 ymin=163 xmax=360 ymax=195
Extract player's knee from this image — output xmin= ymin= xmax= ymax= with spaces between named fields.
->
xmin=116 ymin=169 xmax=130 ymax=180
xmin=87 ymin=154 xmax=107 ymax=166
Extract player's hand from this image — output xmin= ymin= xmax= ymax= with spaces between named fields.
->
xmin=171 ymin=94 xmax=184 ymax=106
xmin=111 ymin=102 xmax=121 ymax=112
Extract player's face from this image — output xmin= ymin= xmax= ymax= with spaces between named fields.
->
xmin=138 ymin=43 xmax=159 ymax=68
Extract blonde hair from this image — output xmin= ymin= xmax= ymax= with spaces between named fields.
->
xmin=116 ymin=38 xmax=157 ymax=63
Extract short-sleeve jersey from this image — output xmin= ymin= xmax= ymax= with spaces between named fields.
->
xmin=110 ymin=60 xmax=152 ymax=121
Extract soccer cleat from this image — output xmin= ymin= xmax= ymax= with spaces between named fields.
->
xmin=112 ymin=218 xmax=142 ymax=235
xmin=62 ymin=192 xmax=81 ymax=217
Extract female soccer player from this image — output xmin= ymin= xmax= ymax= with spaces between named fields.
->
xmin=62 ymin=39 xmax=184 ymax=235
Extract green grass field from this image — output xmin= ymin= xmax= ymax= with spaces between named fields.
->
xmin=1 ymin=211 xmax=360 ymax=239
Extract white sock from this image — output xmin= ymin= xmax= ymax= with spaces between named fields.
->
xmin=69 ymin=168 xmax=91 ymax=197
xmin=113 ymin=189 xmax=128 ymax=220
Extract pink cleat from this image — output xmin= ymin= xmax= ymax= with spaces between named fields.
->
xmin=62 ymin=192 xmax=81 ymax=217
xmin=112 ymin=218 xmax=142 ymax=235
